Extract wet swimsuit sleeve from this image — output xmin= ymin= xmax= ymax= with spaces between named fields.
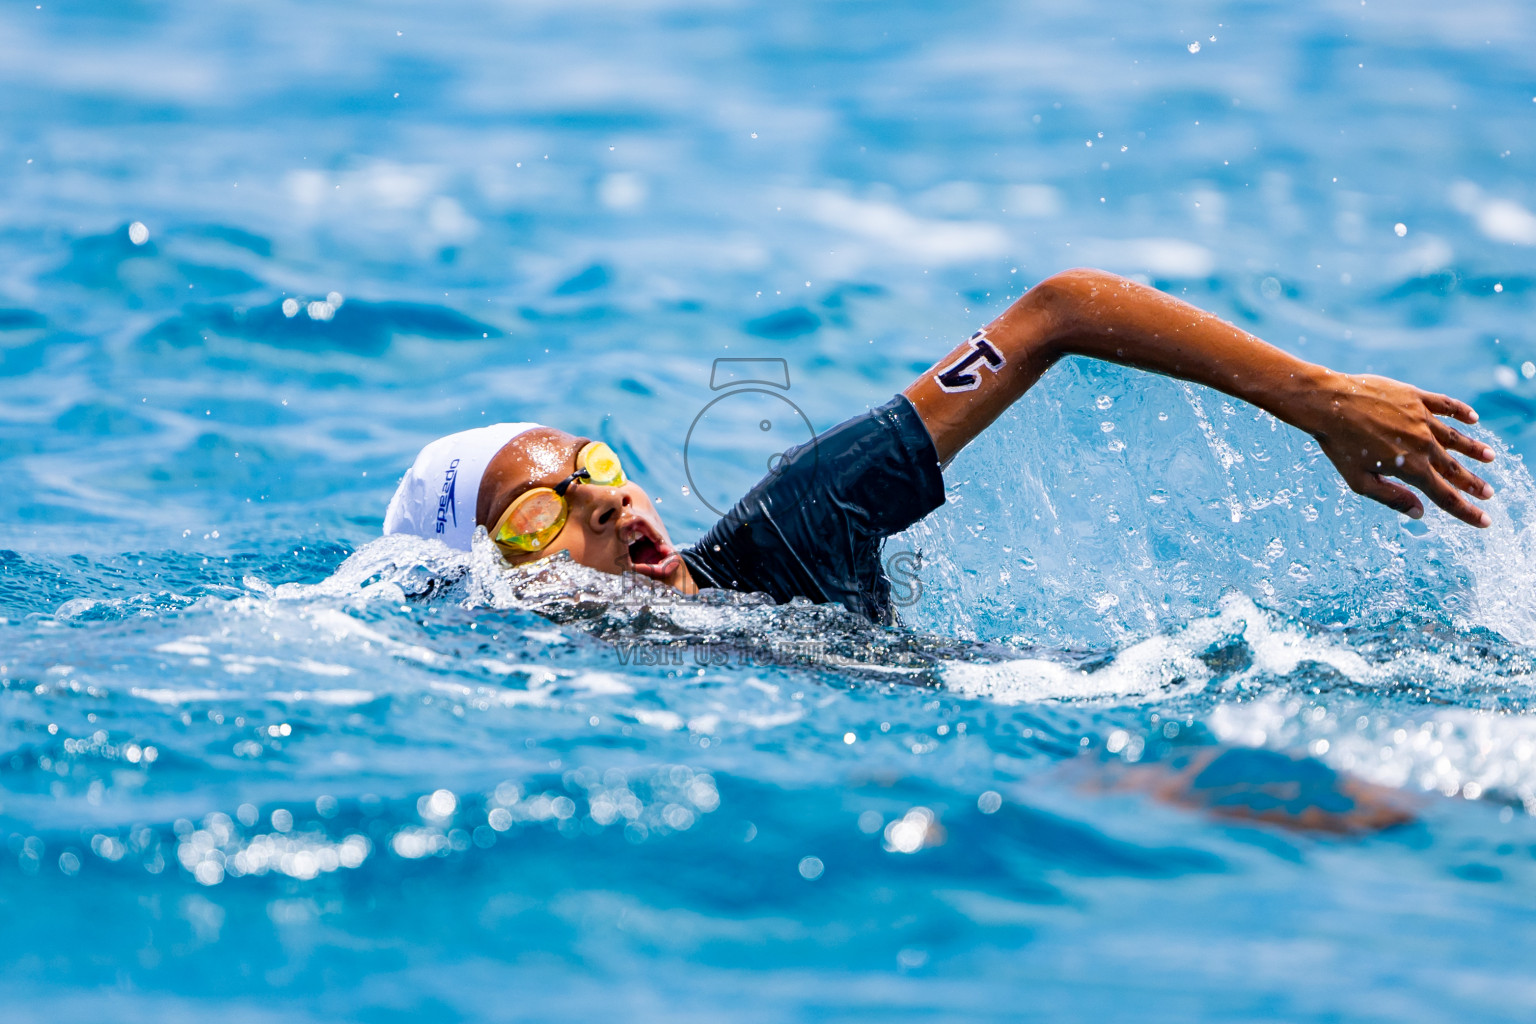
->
xmin=679 ymin=393 xmax=946 ymax=623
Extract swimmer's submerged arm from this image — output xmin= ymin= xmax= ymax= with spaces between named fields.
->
xmin=903 ymin=267 xmax=1497 ymax=528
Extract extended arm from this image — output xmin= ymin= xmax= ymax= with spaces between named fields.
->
xmin=903 ymin=268 xmax=1495 ymax=527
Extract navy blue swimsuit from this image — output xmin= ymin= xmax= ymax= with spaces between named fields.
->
xmin=680 ymin=394 xmax=946 ymax=624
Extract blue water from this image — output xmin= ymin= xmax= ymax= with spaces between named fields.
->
xmin=4 ymin=1 xmax=1536 ymax=1019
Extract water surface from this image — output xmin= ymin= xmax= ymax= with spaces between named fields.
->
xmin=4 ymin=1 xmax=1536 ymax=1020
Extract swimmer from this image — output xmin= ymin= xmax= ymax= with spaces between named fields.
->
xmin=384 ymin=268 xmax=1496 ymax=624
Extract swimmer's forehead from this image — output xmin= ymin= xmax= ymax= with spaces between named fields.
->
xmin=477 ymin=427 xmax=589 ymax=526
xmin=497 ymin=427 xmax=586 ymax=481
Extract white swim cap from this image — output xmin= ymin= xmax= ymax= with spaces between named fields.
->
xmin=383 ymin=422 xmax=545 ymax=550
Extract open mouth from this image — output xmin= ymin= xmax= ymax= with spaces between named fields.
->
xmin=623 ymin=519 xmax=680 ymax=579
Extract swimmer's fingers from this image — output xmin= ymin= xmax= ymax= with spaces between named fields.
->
xmin=1426 ymin=444 xmax=1494 ymax=502
xmin=1420 ymin=390 xmax=1480 ymax=426
xmin=1428 ymin=417 xmax=1496 ymax=464
xmin=1398 ymin=462 xmax=1492 ymax=528
xmin=1348 ymin=472 xmax=1423 ymax=520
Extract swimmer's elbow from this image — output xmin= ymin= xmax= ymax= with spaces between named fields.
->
xmin=1019 ymin=268 xmax=1125 ymax=350
xmin=1030 ymin=267 xmax=1126 ymax=306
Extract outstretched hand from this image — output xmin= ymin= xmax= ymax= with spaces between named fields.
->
xmin=1307 ymin=372 xmax=1495 ymax=527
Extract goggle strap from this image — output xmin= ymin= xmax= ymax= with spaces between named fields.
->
xmin=553 ymin=468 xmax=590 ymax=497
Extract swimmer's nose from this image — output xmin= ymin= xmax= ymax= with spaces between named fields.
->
xmin=583 ymin=485 xmax=631 ymax=531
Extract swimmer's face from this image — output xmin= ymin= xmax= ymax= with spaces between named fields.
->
xmin=477 ymin=427 xmax=687 ymax=586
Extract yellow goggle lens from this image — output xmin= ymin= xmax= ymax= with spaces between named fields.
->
xmin=493 ymin=487 xmax=568 ymax=552
xmin=577 ymin=441 xmax=626 ymax=487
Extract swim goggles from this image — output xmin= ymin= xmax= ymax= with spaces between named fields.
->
xmin=490 ymin=441 xmax=627 ymax=554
